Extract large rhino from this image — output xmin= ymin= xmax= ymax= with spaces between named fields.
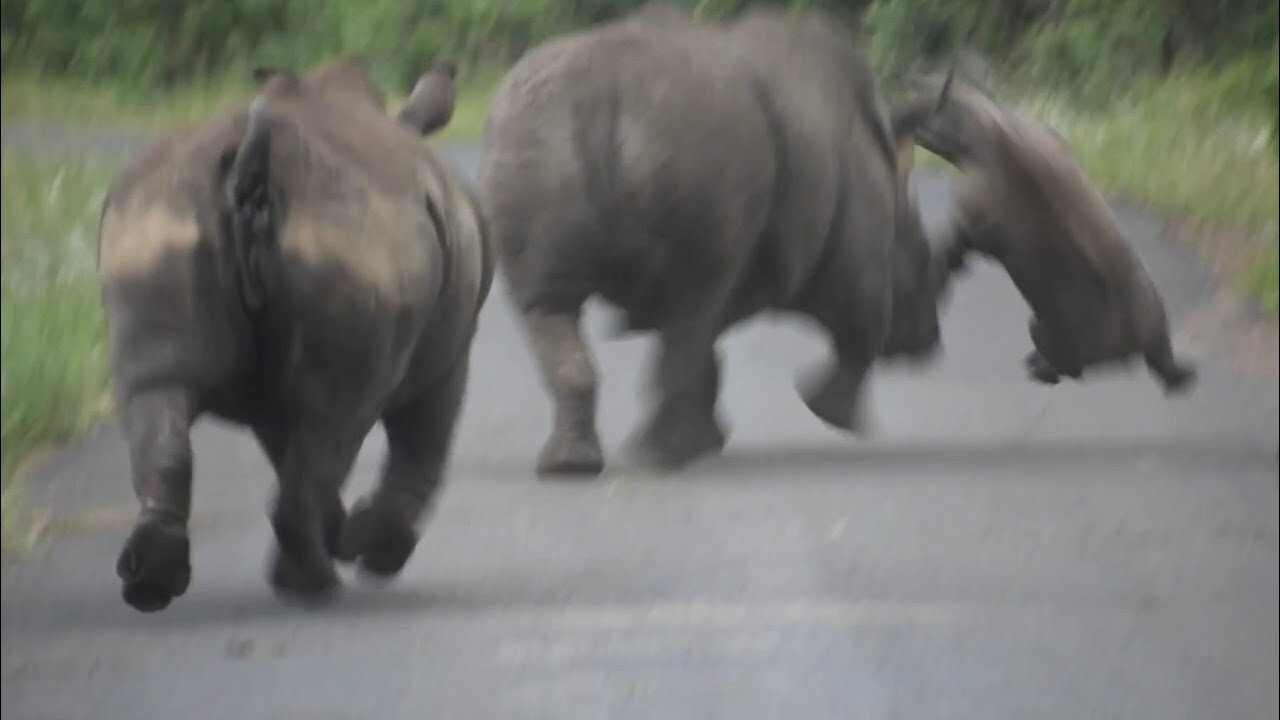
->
xmin=893 ymin=75 xmax=1197 ymax=391
xmin=480 ymin=6 xmax=946 ymax=478
xmin=96 ymin=56 xmax=494 ymax=612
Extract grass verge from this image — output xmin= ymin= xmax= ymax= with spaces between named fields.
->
xmin=1 ymin=65 xmax=502 ymax=142
xmin=1032 ymin=76 xmax=1277 ymax=317
xmin=1 ymin=158 xmax=114 ymax=550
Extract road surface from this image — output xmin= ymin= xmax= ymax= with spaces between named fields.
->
xmin=3 ymin=136 xmax=1278 ymax=720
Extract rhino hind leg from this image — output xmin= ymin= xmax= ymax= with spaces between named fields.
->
xmin=116 ymin=388 xmax=196 ymax=613
xmin=628 ymin=340 xmax=727 ymax=472
xmin=523 ymin=307 xmax=605 ymax=478
xmin=340 ymin=353 xmax=470 ymax=579
xmin=261 ymin=425 xmax=366 ymax=605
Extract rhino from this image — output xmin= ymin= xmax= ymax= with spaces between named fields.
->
xmin=96 ymin=56 xmax=494 ymax=612
xmin=892 ymin=75 xmax=1197 ymax=391
xmin=480 ymin=6 xmax=947 ymax=478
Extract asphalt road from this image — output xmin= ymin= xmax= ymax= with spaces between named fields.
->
xmin=3 ymin=139 xmax=1278 ymax=720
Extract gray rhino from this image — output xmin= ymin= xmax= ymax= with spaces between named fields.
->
xmin=893 ymin=75 xmax=1197 ymax=391
xmin=480 ymin=5 xmax=946 ymax=478
xmin=96 ymin=56 xmax=493 ymax=612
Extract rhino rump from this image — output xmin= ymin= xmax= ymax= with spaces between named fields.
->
xmin=481 ymin=8 xmax=903 ymax=331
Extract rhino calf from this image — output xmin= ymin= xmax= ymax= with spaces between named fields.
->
xmin=894 ymin=76 xmax=1197 ymax=392
xmin=482 ymin=6 xmax=945 ymax=478
xmin=97 ymin=57 xmax=493 ymax=612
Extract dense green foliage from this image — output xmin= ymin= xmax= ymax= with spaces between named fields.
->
xmin=3 ymin=0 xmax=1274 ymax=94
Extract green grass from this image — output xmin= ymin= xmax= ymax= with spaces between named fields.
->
xmin=433 ymin=65 xmax=503 ymax=144
xmin=913 ymin=72 xmax=1278 ymax=316
xmin=1 ymin=72 xmax=251 ymax=131
xmin=1032 ymin=76 xmax=1278 ymax=315
xmin=1247 ymin=241 xmax=1279 ymax=314
xmin=1 ymin=159 xmax=114 ymax=546
xmin=1 ymin=66 xmax=502 ymax=142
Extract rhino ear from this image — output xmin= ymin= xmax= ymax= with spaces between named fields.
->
xmin=434 ymin=60 xmax=458 ymax=79
xmin=252 ymin=66 xmax=282 ymax=84
xmin=397 ymin=71 xmax=456 ymax=137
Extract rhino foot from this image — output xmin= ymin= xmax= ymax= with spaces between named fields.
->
xmin=536 ymin=432 xmax=605 ymax=479
xmin=1146 ymin=344 xmax=1198 ymax=395
xmin=339 ymin=497 xmax=420 ymax=579
xmin=1025 ymin=351 xmax=1062 ymax=385
xmin=1156 ymin=360 xmax=1197 ymax=395
xmin=269 ymin=550 xmax=341 ymax=605
xmin=117 ymin=514 xmax=192 ymax=613
xmin=796 ymin=364 xmax=870 ymax=434
xmin=628 ymin=417 xmax=726 ymax=473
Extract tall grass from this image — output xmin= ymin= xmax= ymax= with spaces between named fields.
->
xmin=1026 ymin=74 xmax=1278 ymax=233
xmin=1 ymin=66 xmax=503 ymax=142
xmin=1029 ymin=73 xmax=1278 ymax=313
xmin=1 ymin=159 xmax=113 ymax=544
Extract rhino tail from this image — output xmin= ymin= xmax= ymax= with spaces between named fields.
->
xmin=225 ymin=94 xmax=278 ymax=311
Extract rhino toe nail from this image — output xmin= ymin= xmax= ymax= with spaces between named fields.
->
xmin=117 ymin=550 xmax=139 ymax=580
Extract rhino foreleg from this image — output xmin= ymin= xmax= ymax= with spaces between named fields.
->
xmin=791 ymin=244 xmax=884 ymax=434
xmin=523 ymin=307 xmax=604 ymax=478
xmin=628 ymin=309 xmax=729 ymax=472
xmin=793 ymin=338 xmax=875 ymax=430
xmin=1028 ymin=318 xmax=1083 ymax=383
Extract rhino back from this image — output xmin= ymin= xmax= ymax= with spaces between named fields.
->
xmin=726 ymin=9 xmax=898 ymax=301
xmin=482 ymin=15 xmax=776 ymax=311
xmin=303 ymin=54 xmax=388 ymax=111
xmin=946 ymin=96 xmax=1145 ymax=309
xmin=255 ymin=89 xmax=447 ymax=313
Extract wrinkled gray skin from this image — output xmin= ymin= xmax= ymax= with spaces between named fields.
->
xmin=893 ymin=76 xmax=1196 ymax=392
xmin=398 ymin=61 xmax=458 ymax=136
xmin=96 ymin=57 xmax=494 ymax=612
xmin=481 ymin=6 xmax=945 ymax=478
